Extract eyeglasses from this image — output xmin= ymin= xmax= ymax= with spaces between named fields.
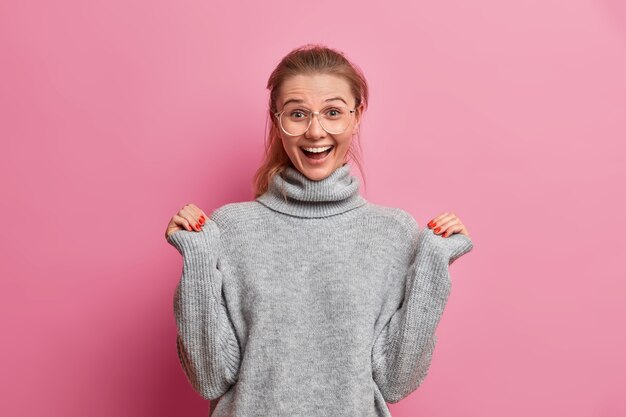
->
xmin=274 ymin=104 xmax=356 ymax=136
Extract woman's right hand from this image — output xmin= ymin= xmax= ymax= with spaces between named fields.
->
xmin=165 ymin=203 xmax=209 ymax=241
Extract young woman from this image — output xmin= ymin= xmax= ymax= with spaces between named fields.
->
xmin=165 ymin=44 xmax=473 ymax=417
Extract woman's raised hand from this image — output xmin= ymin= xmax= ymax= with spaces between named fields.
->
xmin=165 ymin=203 xmax=209 ymax=240
xmin=427 ymin=212 xmax=471 ymax=239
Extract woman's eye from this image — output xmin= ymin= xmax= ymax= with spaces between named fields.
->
xmin=291 ymin=111 xmax=306 ymax=118
xmin=326 ymin=108 xmax=342 ymax=117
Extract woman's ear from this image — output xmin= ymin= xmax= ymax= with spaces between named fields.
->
xmin=352 ymin=103 xmax=364 ymax=135
xmin=269 ymin=110 xmax=281 ymax=130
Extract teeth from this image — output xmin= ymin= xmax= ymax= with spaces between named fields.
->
xmin=302 ymin=145 xmax=333 ymax=153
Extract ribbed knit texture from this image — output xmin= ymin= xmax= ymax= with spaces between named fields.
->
xmin=167 ymin=162 xmax=474 ymax=417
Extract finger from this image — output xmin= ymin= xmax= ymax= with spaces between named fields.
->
xmin=440 ymin=223 xmax=464 ymax=238
xmin=428 ymin=212 xmax=454 ymax=229
xmin=187 ymin=204 xmax=209 ymax=226
xmin=173 ymin=214 xmax=193 ymax=232
xmin=181 ymin=206 xmax=202 ymax=231
xmin=428 ymin=212 xmax=451 ymax=227
xmin=191 ymin=205 xmax=210 ymax=225
xmin=185 ymin=204 xmax=204 ymax=227
xmin=434 ymin=217 xmax=460 ymax=235
xmin=456 ymin=225 xmax=470 ymax=238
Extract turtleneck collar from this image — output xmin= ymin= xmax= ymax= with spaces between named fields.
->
xmin=256 ymin=163 xmax=368 ymax=218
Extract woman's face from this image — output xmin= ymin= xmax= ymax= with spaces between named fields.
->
xmin=275 ymin=73 xmax=362 ymax=181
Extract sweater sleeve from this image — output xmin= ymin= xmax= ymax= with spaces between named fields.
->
xmin=167 ymin=220 xmax=242 ymax=400
xmin=371 ymin=218 xmax=474 ymax=403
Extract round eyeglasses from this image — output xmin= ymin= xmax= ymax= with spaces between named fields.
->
xmin=274 ymin=104 xmax=356 ymax=136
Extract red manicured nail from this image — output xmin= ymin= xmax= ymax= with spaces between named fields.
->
xmin=199 ymin=218 xmax=205 ymax=224
xmin=434 ymin=227 xmax=441 ymax=234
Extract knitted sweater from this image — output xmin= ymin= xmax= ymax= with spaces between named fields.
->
xmin=166 ymin=162 xmax=474 ymax=417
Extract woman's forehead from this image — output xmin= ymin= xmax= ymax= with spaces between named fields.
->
xmin=278 ymin=73 xmax=354 ymax=106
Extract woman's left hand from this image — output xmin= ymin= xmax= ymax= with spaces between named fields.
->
xmin=427 ymin=212 xmax=471 ymax=239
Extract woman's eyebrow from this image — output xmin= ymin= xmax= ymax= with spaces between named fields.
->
xmin=283 ymin=96 xmax=347 ymax=107
xmin=324 ymin=96 xmax=347 ymax=105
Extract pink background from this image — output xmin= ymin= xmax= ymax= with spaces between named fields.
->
xmin=2 ymin=0 xmax=625 ymax=416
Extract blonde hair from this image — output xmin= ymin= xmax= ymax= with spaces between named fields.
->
xmin=252 ymin=43 xmax=369 ymax=198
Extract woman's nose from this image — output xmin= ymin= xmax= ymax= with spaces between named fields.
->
xmin=305 ymin=114 xmax=327 ymax=139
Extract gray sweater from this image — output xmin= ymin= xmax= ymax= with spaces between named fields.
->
xmin=167 ymin=162 xmax=474 ymax=417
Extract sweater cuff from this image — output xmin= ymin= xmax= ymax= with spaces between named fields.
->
xmin=167 ymin=227 xmax=212 ymax=257
xmin=419 ymin=227 xmax=474 ymax=265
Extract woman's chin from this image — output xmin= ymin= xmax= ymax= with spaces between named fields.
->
xmin=296 ymin=159 xmax=338 ymax=181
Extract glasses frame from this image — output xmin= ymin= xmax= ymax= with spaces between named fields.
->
xmin=274 ymin=104 xmax=357 ymax=136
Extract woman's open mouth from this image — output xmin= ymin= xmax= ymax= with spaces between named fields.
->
xmin=300 ymin=145 xmax=334 ymax=163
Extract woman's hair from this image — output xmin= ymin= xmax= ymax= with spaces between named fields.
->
xmin=252 ymin=43 xmax=369 ymax=198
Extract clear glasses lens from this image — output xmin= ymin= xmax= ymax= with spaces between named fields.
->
xmin=279 ymin=105 xmax=353 ymax=135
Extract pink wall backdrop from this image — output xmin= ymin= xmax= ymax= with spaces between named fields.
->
xmin=2 ymin=0 xmax=625 ymax=416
